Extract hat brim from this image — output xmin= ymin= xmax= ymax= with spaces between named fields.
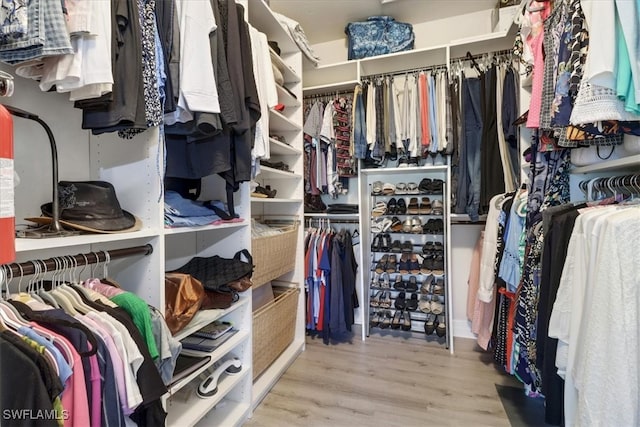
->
xmin=27 ymin=203 xmax=142 ymax=234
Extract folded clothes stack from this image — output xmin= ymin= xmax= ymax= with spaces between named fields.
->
xmin=165 ymin=191 xmax=236 ymax=227
xmin=326 ymin=204 xmax=359 ymax=214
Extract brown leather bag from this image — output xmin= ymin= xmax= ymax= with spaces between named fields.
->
xmin=201 ymin=288 xmax=239 ymax=310
xmin=226 ymin=275 xmax=252 ymax=292
xmin=164 ymin=273 xmax=204 ymax=335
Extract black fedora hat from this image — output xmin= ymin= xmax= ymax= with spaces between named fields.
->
xmin=27 ymin=181 xmax=141 ymax=233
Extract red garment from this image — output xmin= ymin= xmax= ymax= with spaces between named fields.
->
xmin=419 ymin=72 xmax=430 ymax=147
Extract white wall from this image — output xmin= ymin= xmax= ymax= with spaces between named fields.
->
xmin=310 ymin=8 xmax=499 ymax=65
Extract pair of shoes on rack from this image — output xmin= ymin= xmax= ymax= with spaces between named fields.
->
xmin=398 ymin=254 xmax=420 ymax=274
xmin=418 ymin=295 xmax=444 ymax=314
xmin=371 ymin=291 xmax=392 ymax=308
xmin=390 ymin=309 xmax=412 ymax=331
xmin=423 ymin=218 xmax=444 ymax=234
xmin=420 ymin=254 xmax=445 ymax=275
xmin=375 ymin=254 xmax=398 ymax=273
xmin=418 ymin=178 xmax=444 ymax=194
xmin=422 ymin=241 xmax=444 ymax=255
xmin=402 ymin=217 xmax=423 ymax=234
xmin=371 ymin=233 xmax=392 ymax=252
xmin=370 ymin=309 xmax=391 ymax=328
xmin=387 ymin=198 xmax=408 ymax=215
xmin=252 ymin=185 xmax=277 ymax=198
xmin=396 ymin=292 xmax=418 ymax=310
xmin=424 ymin=313 xmax=446 ymax=337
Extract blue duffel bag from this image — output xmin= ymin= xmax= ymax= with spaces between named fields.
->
xmin=345 ymin=16 xmax=415 ymax=60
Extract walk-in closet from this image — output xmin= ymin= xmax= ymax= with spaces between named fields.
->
xmin=1 ymin=0 xmax=638 ymax=426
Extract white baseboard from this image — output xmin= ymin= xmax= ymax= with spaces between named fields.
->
xmin=452 ymin=319 xmax=476 ymax=339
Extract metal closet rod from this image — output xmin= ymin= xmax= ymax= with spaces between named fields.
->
xmin=449 ymin=49 xmax=514 ymax=63
xmin=1 ymin=244 xmax=154 ymax=278
xmin=362 ymin=48 xmax=515 ymax=80
xmin=303 ymin=89 xmax=355 ymax=100
xmin=362 ymin=63 xmax=447 ymax=81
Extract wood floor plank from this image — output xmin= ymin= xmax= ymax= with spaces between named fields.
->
xmin=247 ymin=331 xmax=522 ymax=426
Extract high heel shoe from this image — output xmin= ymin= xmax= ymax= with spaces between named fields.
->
xmin=391 ymin=310 xmax=402 ymax=329
xmin=387 ymin=197 xmax=397 ymax=215
xmin=370 ymin=290 xmax=382 ymax=307
xmin=402 ymin=310 xmax=412 ymax=331
xmin=424 ymin=314 xmax=436 ymax=335
xmin=395 ymin=292 xmax=407 ymax=310
xmin=369 ymin=310 xmax=380 ymax=328
xmin=380 ymin=311 xmax=391 ymax=329
xmin=393 ymin=275 xmax=405 ymax=290
xmin=436 ymin=314 xmax=446 ymax=337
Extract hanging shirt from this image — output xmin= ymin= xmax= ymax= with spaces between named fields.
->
xmin=249 ymin=25 xmax=278 ymax=160
xmin=166 ymin=0 xmax=220 ymax=126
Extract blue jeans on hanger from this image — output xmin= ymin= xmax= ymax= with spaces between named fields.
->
xmin=462 ymin=77 xmax=483 ymax=222
xmin=353 ymin=87 xmax=367 ymax=159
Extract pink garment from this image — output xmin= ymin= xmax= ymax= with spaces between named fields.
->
xmin=467 ymin=232 xmax=483 ymax=320
xmin=87 ymin=344 xmax=101 ymax=427
xmin=467 ymin=232 xmax=497 ymax=350
xmin=83 ymin=278 xmax=125 ymax=298
xmin=525 ymin=1 xmax=551 ymax=128
xmin=36 ymin=324 xmax=91 ymax=427
xmin=80 ymin=315 xmax=131 ymax=415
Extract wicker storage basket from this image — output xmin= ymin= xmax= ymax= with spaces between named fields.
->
xmin=252 ymin=285 xmax=299 ymax=380
xmin=251 ymin=223 xmax=298 ymax=288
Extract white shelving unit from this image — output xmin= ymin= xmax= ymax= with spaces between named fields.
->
xmin=301 ymin=22 xmax=518 ymax=341
xmin=361 ymin=166 xmax=454 ymax=353
xmin=302 ymin=27 xmax=516 ymax=93
xmin=247 ymin=0 xmax=306 ymax=412
xmin=3 ymin=0 xmax=306 ymax=425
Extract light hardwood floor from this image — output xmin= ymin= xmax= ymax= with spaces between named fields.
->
xmin=247 ymin=330 xmax=524 ymax=427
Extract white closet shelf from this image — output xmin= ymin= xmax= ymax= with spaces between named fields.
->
xmin=164 ymin=221 xmax=248 ymax=236
xmin=269 ymin=109 xmax=302 ymax=132
xmin=270 ymin=49 xmax=301 ymax=84
xmin=167 ymin=330 xmax=250 ymax=396
xmin=303 ymin=80 xmax=360 ymax=96
xmin=165 ymin=369 xmax=251 ymax=427
xmin=448 ymin=26 xmax=517 ymax=58
xmin=276 ymin=85 xmax=301 ymax=107
xmin=361 ymin=165 xmax=448 ymax=176
xmin=450 ymin=213 xmax=488 ymax=223
xmin=303 ymin=60 xmax=359 ymax=92
xmin=174 ymin=297 xmax=250 ymax=342
xmin=269 ymin=138 xmax=302 ymax=156
xmin=257 ymin=165 xmax=302 ymax=179
xmin=248 ymin=0 xmax=298 ymax=55
xmin=252 ymin=337 xmax=304 ymax=409
xmin=570 ymin=154 xmax=640 ymax=174
xmin=250 ymin=197 xmax=303 ymax=204
xmin=359 ymin=44 xmax=448 ymax=76
xmin=15 ymin=228 xmax=160 ymax=253
xmin=194 ymin=401 xmax=251 ymax=427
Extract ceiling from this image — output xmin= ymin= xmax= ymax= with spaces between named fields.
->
xmin=269 ymin=0 xmax=499 ymax=45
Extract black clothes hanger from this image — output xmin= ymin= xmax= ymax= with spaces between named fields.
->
xmin=466 ymin=51 xmax=483 ymax=75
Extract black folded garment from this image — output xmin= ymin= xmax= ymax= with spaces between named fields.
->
xmin=326 ymin=204 xmax=359 ymax=214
